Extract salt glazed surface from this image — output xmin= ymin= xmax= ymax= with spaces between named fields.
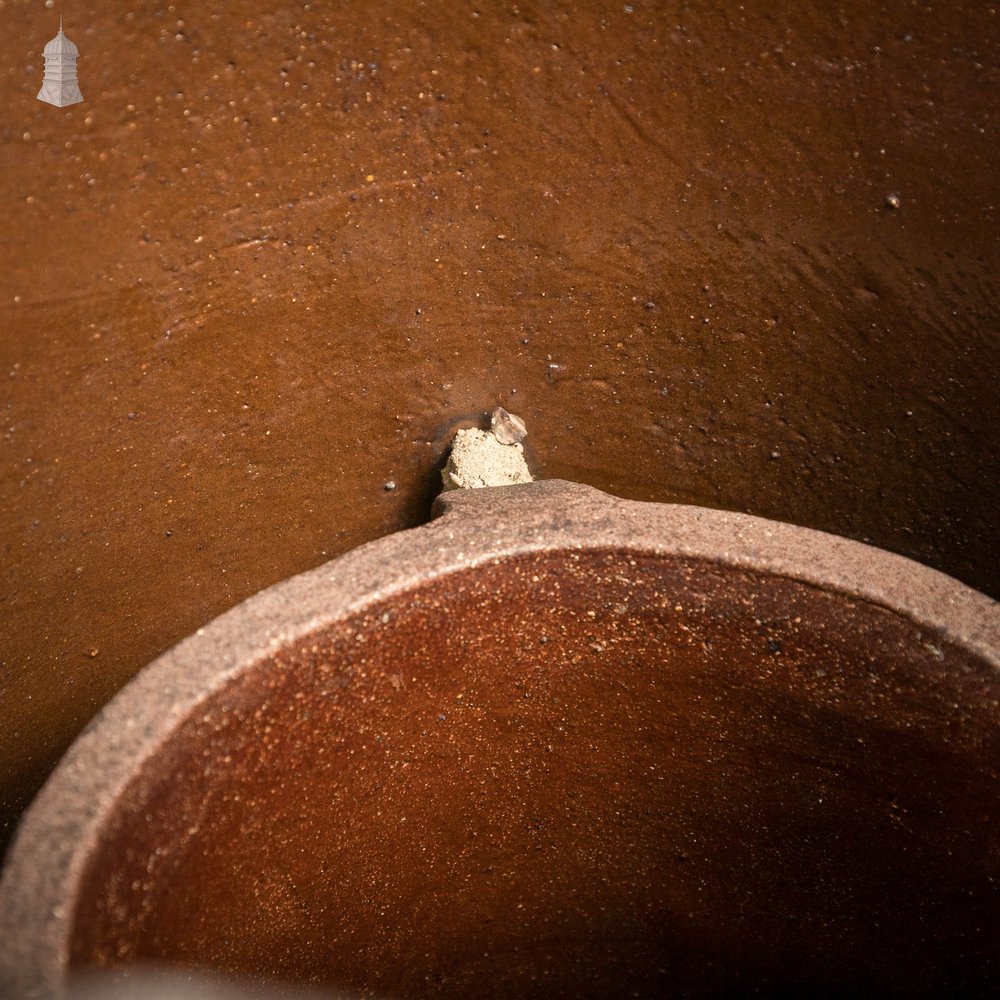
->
xmin=0 ymin=481 xmax=997 ymax=998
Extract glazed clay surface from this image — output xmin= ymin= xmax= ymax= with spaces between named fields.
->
xmin=1 ymin=482 xmax=997 ymax=998
xmin=1 ymin=0 xmax=998 ymax=852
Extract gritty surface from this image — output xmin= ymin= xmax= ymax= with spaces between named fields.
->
xmin=0 ymin=1 xmax=997 ymax=846
xmin=2 ymin=481 xmax=996 ymax=996
xmin=65 ymin=551 xmax=1000 ymax=996
xmin=441 ymin=426 xmax=533 ymax=490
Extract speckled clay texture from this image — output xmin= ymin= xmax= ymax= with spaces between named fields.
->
xmin=0 ymin=481 xmax=997 ymax=998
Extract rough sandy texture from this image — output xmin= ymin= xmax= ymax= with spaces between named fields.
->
xmin=441 ymin=428 xmax=533 ymax=491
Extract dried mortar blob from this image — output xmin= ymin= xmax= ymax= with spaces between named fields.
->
xmin=441 ymin=428 xmax=533 ymax=491
xmin=490 ymin=406 xmax=528 ymax=445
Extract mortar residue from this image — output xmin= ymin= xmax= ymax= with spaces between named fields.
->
xmin=441 ymin=428 xmax=533 ymax=491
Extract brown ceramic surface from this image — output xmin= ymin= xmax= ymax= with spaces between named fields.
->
xmin=0 ymin=481 xmax=997 ymax=998
xmin=1 ymin=0 xmax=999 ymax=852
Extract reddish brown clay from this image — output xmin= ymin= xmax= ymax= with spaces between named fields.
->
xmin=0 ymin=481 xmax=998 ymax=998
xmin=3 ymin=0 xmax=1000 ymax=861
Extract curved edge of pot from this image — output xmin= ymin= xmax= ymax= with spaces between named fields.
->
xmin=1 ymin=479 xmax=997 ymax=998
